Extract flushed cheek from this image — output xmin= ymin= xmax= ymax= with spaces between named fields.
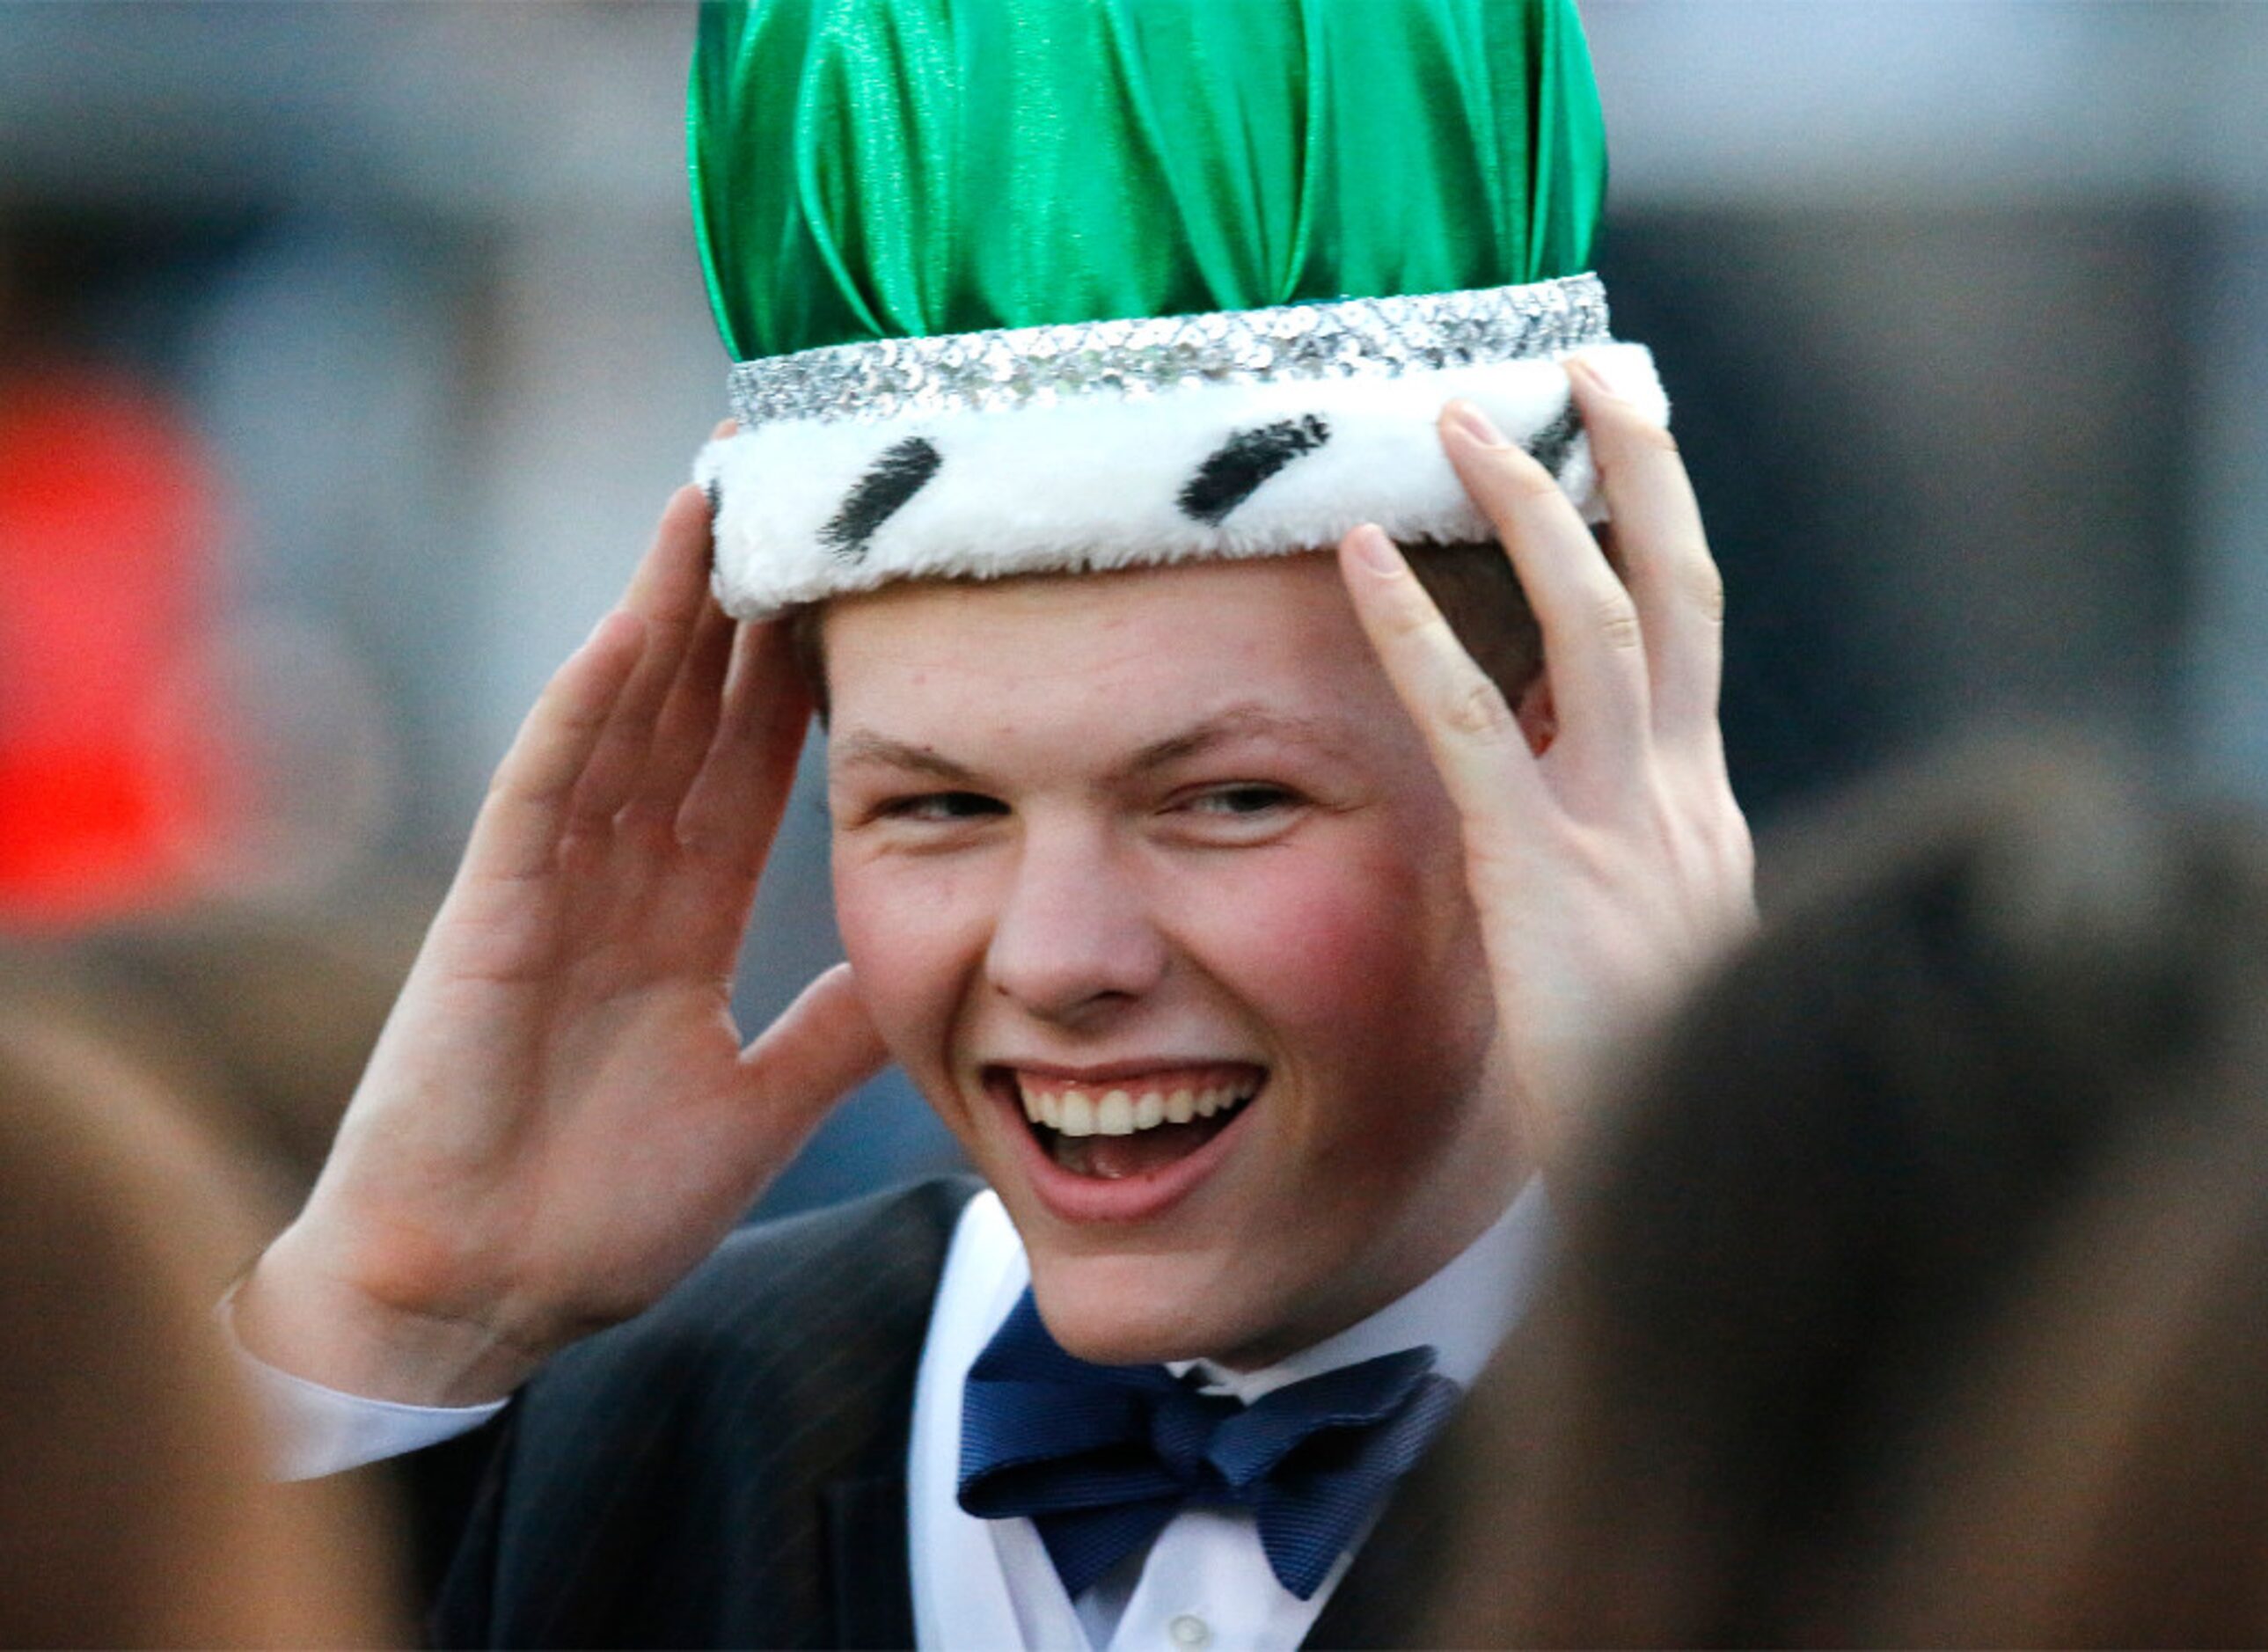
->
xmin=1192 ymin=840 xmax=1476 ymax=1043
xmin=1190 ymin=845 xmax=1493 ymax=1194
xmin=831 ymin=856 xmax=991 ymax=1103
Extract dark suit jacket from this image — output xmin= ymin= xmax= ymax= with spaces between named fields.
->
xmin=419 ymin=1177 xmax=1468 ymax=1650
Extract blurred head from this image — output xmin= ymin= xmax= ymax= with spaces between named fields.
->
xmin=0 ymin=993 xmax=403 ymax=1648
xmin=823 ymin=549 xmax=1544 ymax=1366
xmin=1866 ymin=1101 xmax=2268 ymax=1648
xmin=1422 ymin=735 xmax=2268 ymax=1646
xmin=25 ymin=900 xmax=418 ymax=1219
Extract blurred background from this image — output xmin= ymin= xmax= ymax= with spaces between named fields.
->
xmin=2 ymin=1 xmax=2262 ymax=1220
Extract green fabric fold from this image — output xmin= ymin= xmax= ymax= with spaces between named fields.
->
xmin=690 ymin=0 xmax=1607 ymax=362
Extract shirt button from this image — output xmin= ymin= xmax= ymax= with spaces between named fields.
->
xmin=1168 ymin=1614 xmax=1211 ymax=1648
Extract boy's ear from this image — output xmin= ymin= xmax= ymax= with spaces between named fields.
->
xmin=1514 ymin=671 xmax=1556 ymax=757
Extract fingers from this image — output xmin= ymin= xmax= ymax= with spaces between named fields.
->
xmin=736 ymin=962 xmax=889 ymax=1139
xmin=458 ymin=479 xmax=766 ymax=893
xmin=632 ymin=590 xmax=737 ymax=821
xmin=647 ymin=616 xmax=808 ymax=964
xmin=1438 ymin=400 xmax=1650 ymax=794
xmin=567 ymin=486 xmax=719 ymax=830
xmin=462 ymin=611 xmax=647 ymax=884
xmin=617 ymin=483 xmax=718 ymax=626
xmin=1336 ymin=523 xmax=1547 ymax=838
xmin=668 ymin=422 xmax=810 ymax=874
xmin=1567 ymin=355 xmax=1725 ymax=750
xmin=677 ymin=616 xmax=811 ymax=878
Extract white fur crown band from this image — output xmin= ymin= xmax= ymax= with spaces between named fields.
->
xmin=692 ymin=273 xmax=1667 ymax=618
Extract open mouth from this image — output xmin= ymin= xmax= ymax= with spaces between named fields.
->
xmin=998 ymin=1064 xmax=1264 ymax=1181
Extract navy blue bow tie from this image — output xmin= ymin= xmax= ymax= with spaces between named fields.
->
xmin=956 ymin=1290 xmax=1460 ymax=1601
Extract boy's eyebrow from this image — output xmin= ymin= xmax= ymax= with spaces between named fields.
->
xmin=1127 ymin=705 xmax=1355 ymax=772
xmin=831 ymin=705 xmax=1356 ymax=785
xmin=830 ymin=732 xmax=983 ymax=785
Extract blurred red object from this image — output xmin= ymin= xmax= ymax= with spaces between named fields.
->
xmin=0 ymin=369 xmax=236 ymax=928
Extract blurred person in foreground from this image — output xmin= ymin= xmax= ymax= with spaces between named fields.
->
xmin=224 ymin=1 xmax=1753 ymax=1646
xmin=16 ymin=900 xmax=420 ymax=1225
xmin=1418 ymin=740 xmax=2268 ymax=1647
xmin=1867 ymin=1038 xmax=2268 ymax=1645
xmin=0 ymin=997 xmax=402 ymax=1648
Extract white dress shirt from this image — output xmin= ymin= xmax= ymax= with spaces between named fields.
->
xmin=237 ymin=1178 xmax=1547 ymax=1651
xmin=911 ymin=1183 xmax=1546 ymax=1651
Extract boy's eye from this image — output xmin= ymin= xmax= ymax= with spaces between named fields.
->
xmin=882 ymin=790 xmax=1007 ymax=822
xmin=1183 ymin=784 xmax=1300 ymax=817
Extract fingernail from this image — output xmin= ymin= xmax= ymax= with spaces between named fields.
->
xmin=1572 ymin=349 xmax=1642 ymax=403
xmin=1353 ymin=523 xmax=1403 ymax=574
xmin=1444 ymin=399 xmax=1507 ymax=450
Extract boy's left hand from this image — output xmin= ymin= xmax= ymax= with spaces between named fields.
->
xmin=1335 ymin=357 xmax=1756 ymax=1172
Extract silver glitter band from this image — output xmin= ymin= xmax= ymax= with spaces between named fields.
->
xmin=727 ymin=273 xmax=1610 ymax=430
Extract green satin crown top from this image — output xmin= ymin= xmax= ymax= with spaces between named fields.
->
xmin=688 ymin=0 xmax=1609 ymax=363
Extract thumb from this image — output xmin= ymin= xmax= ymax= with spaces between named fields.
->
xmin=737 ymin=963 xmax=891 ymax=1133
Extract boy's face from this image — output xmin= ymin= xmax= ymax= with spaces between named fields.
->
xmin=825 ymin=554 xmax=1523 ymax=1368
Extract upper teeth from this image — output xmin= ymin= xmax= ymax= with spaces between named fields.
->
xmin=1021 ymin=1082 xmax=1255 ymax=1138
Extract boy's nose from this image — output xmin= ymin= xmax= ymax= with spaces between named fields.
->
xmin=984 ymin=828 xmax=1168 ymax=1026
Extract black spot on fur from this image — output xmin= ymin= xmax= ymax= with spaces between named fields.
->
xmin=702 ymin=476 xmax=723 ymax=520
xmin=1525 ymin=398 xmax=1582 ymax=479
xmin=1179 ymin=414 xmax=1331 ymax=526
xmin=821 ymin=437 xmax=944 ymax=562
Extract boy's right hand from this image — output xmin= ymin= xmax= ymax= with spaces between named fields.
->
xmin=234 ymin=481 xmax=886 ymax=1407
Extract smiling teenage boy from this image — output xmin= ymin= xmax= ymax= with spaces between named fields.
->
xmin=230 ymin=1 xmax=1752 ymax=1646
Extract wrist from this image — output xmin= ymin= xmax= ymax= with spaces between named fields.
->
xmin=233 ymin=1224 xmax=547 ymax=1408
